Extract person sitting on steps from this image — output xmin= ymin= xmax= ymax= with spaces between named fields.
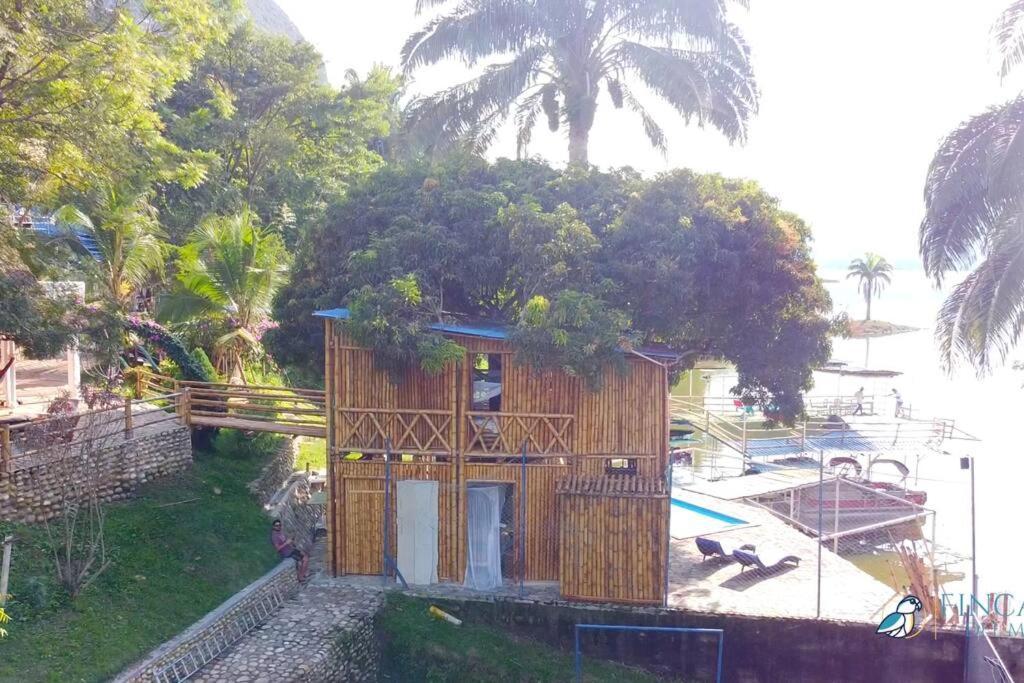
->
xmin=271 ymin=519 xmax=309 ymax=583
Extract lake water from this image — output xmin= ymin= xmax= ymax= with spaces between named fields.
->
xmin=703 ymin=267 xmax=1021 ymax=598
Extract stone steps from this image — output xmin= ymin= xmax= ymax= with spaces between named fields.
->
xmin=191 ymin=583 xmax=383 ymax=683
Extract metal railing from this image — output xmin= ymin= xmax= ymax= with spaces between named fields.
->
xmin=670 ymin=395 xmax=962 ymax=465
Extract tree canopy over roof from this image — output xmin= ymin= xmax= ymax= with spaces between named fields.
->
xmin=269 ymin=156 xmax=832 ymax=419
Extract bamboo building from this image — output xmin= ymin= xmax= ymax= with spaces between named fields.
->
xmin=316 ymin=308 xmax=677 ymax=605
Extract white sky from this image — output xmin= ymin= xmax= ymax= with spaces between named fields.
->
xmin=277 ymin=0 xmax=1014 ymax=267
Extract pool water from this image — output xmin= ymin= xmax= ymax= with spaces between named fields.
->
xmin=670 ymin=497 xmax=749 ymax=539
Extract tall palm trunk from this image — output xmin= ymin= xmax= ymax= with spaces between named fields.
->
xmin=568 ymin=122 xmax=590 ymax=165
xmin=865 ymin=290 xmax=872 ymax=321
xmin=565 ymin=71 xmax=597 ymax=166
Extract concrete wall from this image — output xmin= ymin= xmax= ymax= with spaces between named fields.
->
xmin=420 ymin=596 xmax=966 ymax=683
xmin=0 ymin=425 xmax=192 ymax=523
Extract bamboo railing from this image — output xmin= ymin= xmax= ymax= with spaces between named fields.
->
xmin=139 ymin=373 xmax=328 ymax=439
xmin=464 ymin=411 xmax=574 ymax=459
xmin=335 ymin=408 xmax=453 ymax=455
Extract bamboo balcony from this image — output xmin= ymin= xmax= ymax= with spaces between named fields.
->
xmin=464 ymin=411 xmax=574 ymax=459
xmin=335 ymin=408 xmax=454 ymax=456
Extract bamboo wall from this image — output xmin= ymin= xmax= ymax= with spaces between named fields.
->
xmin=325 ymin=321 xmax=671 ymax=588
xmin=558 ymin=476 xmax=669 ymax=605
xmin=331 ymin=460 xmax=457 ymax=580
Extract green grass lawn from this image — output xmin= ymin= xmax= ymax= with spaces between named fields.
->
xmin=377 ymin=594 xmax=669 ymax=682
xmin=0 ymin=432 xmax=284 ymax=683
xmin=294 ymin=437 xmax=327 ymax=475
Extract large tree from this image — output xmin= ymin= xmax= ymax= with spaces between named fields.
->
xmin=921 ymin=1 xmax=1024 ymax=373
xmin=269 ymin=158 xmax=830 ymax=418
xmin=401 ymin=0 xmax=758 ymax=165
xmin=0 ymin=0 xmax=232 ymax=204
xmin=157 ymin=25 xmax=401 ymax=244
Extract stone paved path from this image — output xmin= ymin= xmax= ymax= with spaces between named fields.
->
xmin=192 ymin=583 xmax=383 ymax=683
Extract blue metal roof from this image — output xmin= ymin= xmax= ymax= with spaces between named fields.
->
xmin=313 ymin=307 xmax=681 ymax=361
xmin=29 ymin=215 xmax=103 ymax=262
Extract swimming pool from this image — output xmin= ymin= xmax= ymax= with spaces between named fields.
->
xmin=670 ymin=497 xmax=748 ymax=539
xmin=671 ymin=498 xmax=747 ymax=525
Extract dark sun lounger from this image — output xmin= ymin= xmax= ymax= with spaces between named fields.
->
xmin=695 ymin=536 xmax=755 ymax=561
xmin=731 ymin=548 xmax=800 ymax=573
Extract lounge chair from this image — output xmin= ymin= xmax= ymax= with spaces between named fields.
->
xmin=694 ymin=537 xmax=755 ymax=561
xmin=731 ymin=548 xmax=800 ymax=573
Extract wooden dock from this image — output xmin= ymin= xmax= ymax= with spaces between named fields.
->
xmin=682 ymin=468 xmax=828 ymax=500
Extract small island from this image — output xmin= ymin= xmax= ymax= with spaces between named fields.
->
xmin=846 ymin=319 xmax=920 ymax=338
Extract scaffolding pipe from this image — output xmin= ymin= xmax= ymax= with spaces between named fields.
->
xmin=382 ymin=439 xmax=392 ymax=588
xmin=520 ymin=440 xmax=527 ymax=599
xmin=817 ymin=449 xmax=823 ymax=619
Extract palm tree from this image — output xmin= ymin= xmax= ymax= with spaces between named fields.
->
xmin=159 ymin=209 xmax=289 ymax=382
xmin=54 ymin=187 xmax=165 ymax=312
xmin=846 ymin=254 xmax=892 ymax=321
xmin=401 ymin=0 xmax=759 ymax=165
xmin=921 ymin=1 xmax=1024 ymax=373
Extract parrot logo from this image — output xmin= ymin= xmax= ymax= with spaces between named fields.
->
xmin=876 ymin=595 xmax=924 ymax=639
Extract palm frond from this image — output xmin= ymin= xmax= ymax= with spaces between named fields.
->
xmin=617 ymin=83 xmax=668 ymax=154
xmin=616 ymin=37 xmax=756 ymax=143
xmin=514 ymin=88 xmax=545 ymax=158
xmin=53 ymin=205 xmax=95 ymax=232
xmin=935 ymin=212 xmax=1024 ymax=374
xmin=171 ymin=208 xmax=290 ymax=328
xmin=920 ymin=105 xmax=1006 ymax=282
xmin=994 ymin=0 xmax=1024 ymax=79
xmin=157 ymin=284 xmax=221 ymax=323
xmin=402 ymin=0 xmax=542 ymax=72
xmin=608 ymin=0 xmax=733 ymax=43
xmin=986 ymin=94 xmax=1024 ymax=200
xmin=405 ymin=46 xmax=547 ymax=154
xmin=415 ymin=0 xmax=458 ymax=14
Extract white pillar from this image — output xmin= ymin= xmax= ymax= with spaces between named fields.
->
xmin=1 ymin=341 xmax=14 ymax=408
xmin=66 ymin=342 xmax=80 ymax=394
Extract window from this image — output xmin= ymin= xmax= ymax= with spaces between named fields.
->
xmin=472 ymin=353 xmax=502 ymax=412
xmin=606 ymin=457 xmax=637 ymax=475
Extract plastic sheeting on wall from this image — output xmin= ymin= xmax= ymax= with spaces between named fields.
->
xmin=464 ymin=485 xmax=503 ymax=590
xmin=397 ymin=480 xmax=439 ymax=585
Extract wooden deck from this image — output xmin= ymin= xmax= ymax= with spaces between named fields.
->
xmin=682 ymin=468 xmax=827 ymax=500
xmin=188 ymin=414 xmax=326 ymax=438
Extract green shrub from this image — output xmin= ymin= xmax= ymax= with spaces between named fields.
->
xmin=190 ymin=347 xmax=219 ymax=382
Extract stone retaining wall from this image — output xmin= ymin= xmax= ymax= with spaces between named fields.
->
xmin=418 ymin=594 xmax=966 ymax=683
xmin=115 ymin=442 xmax=327 ymax=682
xmin=114 ymin=560 xmax=302 ymax=683
xmin=247 ymin=438 xmax=297 ymax=505
xmin=0 ymin=425 xmax=192 ymax=523
xmin=266 ymin=472 xmax=321 ymax=553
